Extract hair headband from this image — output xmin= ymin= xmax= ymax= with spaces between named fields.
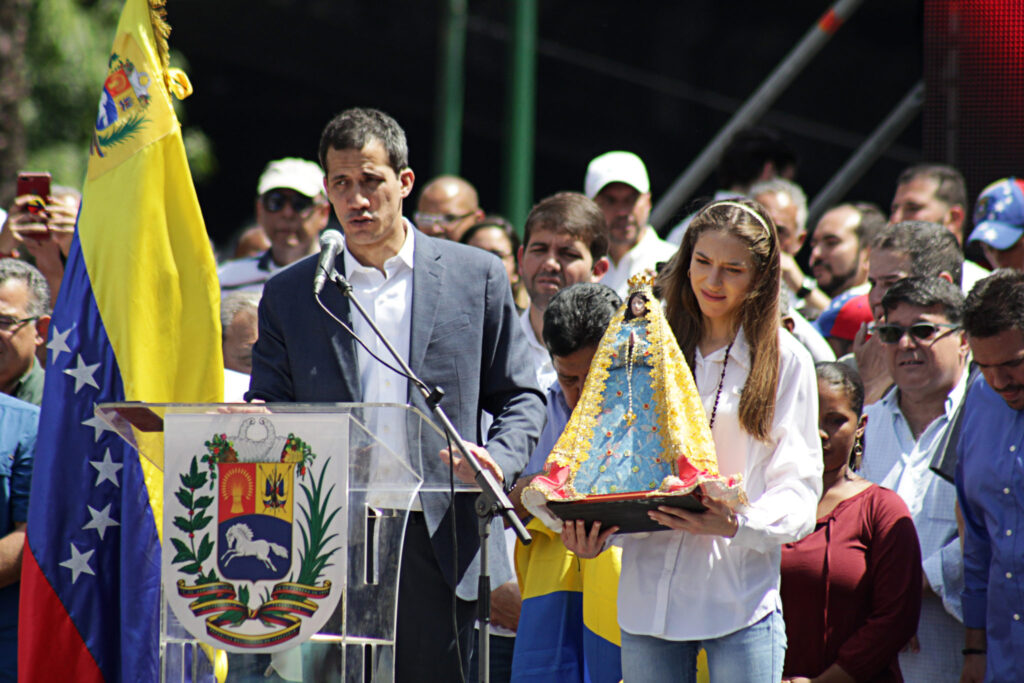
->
xmin=704 ymin=200 xmax=772 ymax=236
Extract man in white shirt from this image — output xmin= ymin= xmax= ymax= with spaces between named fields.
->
xmin=218 ymin=157 xmax=330 ymax=293
xmin=249 ymin=108 xmax=545 ymax=682
xmin=518 ymin=192 xmax=609 ymax=391
xmin=585 ymin=151 xmax=675 ymax=297
xmin=862 ymin=276 xmax=969 ymax=682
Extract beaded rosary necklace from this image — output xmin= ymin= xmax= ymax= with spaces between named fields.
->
xmin=707 ymin=337 xmax=736 ymax=429
xmin=623 ymin=330 xmax=639 ymax=426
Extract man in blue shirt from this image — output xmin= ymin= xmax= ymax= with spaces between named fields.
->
xmin=957 ymin=269 xmax=1024 ymax=682
xmin=0 ymin=392 xmax=39 ymax=681
xmin=508 ymin=283 xmax=622 ymax=683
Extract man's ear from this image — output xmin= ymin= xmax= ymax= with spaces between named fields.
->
xmin=591 ymin=256 xmax=610 ymax=280
xmin=946 ymin=204 xmax=966 ymax=238
xmin=792 ymin=229 xmax=807 ymax=253
xmin=399 ymin=168 xmax=415 ymax=198
xmin=938 ymin=271 xmax=954 ymax=284
xmin=35 ymin=315 xmax=51 ymax=348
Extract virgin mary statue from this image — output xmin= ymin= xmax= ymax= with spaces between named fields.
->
xmin=523 ymin=274 xmax=744 ymax=532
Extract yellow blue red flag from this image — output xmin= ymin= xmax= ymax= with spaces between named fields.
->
xmin=18 ymin=0 xmax=222 ymax=680
xmin=512 ymin=518 xmax=623 ymax=682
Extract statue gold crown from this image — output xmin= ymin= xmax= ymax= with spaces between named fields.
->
xmin=627 ymin=272 xmax=656 ymax=293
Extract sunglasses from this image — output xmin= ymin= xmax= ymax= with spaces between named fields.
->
xmin=413 ymin=210 xmax=476 ymax=227
xmin=261 ymin=190 xmax=315 ymax=214
xmin=874 ymin=322 xmax=961 ymax=344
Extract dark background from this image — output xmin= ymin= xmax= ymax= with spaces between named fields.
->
xmin=165 ymin=1 xmax=925 ymax=248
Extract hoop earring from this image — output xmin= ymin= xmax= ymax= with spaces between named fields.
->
xmin=851 ymin=437 xmax=864 ymax=471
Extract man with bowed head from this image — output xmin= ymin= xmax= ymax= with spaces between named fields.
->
xmin=956 ymin=269 xmax=1024 ymax=683
xmin=248 ymin=107 xmax=545 ymax=681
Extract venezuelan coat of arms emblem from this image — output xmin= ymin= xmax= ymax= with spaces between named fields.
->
xmin=163 ymin=414 xmax=347 ymax=652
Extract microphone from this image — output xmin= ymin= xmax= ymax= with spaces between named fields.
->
xmin=313 ymin=229 xmax=345 ymax=295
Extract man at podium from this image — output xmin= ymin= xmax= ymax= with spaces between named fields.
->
xmin=248 ymin=107 xmax=545 ymax=681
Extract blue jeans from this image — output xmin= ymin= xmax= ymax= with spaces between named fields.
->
xmin=620 ymin=610 xmax=786 ymax=683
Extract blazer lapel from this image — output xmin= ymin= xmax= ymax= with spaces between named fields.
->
xmin=319 ymin=256 xmax=362 ymax=401
xmin=408 ymin=234 xmax=443 ymax=384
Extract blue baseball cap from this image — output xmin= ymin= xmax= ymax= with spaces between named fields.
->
xmin=969 ymin=178 xmax=1024 ymax=250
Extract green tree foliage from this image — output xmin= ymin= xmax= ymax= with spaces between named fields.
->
xmin=22 ymin=0 xmax=120 ymax=187
xmin=22 ymin=0 xmax=214 ymax=191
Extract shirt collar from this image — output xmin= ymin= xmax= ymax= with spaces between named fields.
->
xmin=343 ymin=219 xmax=415 ymax=278
xmin=519 ymin=307 xmax=546 ymax=352
xmin=699 ymin=325 xmax=751 ymax=372
xmin=548 ymin=381 xmax=569 ymax=414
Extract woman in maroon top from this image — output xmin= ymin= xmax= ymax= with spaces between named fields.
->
xmin=781 ymin=362 xmax=921 ymax=682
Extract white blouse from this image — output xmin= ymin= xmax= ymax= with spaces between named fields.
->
xmin=616 ymin=327 xmax=822 ymax=640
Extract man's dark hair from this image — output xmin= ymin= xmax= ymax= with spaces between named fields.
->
xmin=871 ymin=221 xmax=963 ymax=286
xmin=815 ymin=361 xmax=865 ymax=417
xmin=0 ymin=258 xmax=50 ymax=317
xmin=318 ymin=108 xmax=408 ymax=173
xmin=542 ymin=283 xmax=621 ymax=357
xmin=716 ymin=128 xmax=796 ymax=191
xmin=881 ymin=276 xmax=965 ymax=324
xmin=963 ymin=269 xmax=1024 ymax=338
xmin=898 ymin=164 xmax=968 ymax=211
xmin=523 ymin=192 xmax=610 ymax=261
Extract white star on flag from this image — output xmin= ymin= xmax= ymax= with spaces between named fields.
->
xmin=59 ymin=543 xmax=96 ymax=584
xmin=82 ymin=504 xmax=119 ymax=540
xmin=90 ymin=448 xmax=123 ymax=488
xmin=82 ymin=405 xmax=116 ymax=442
xmin=64 ymin=354 xmax=100 ymax=393
xmin=47 ymin=324 xmax=73 ymax=364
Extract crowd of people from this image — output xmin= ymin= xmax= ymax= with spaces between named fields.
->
xmin=1 ymin=105 xmax=1023 ymax=683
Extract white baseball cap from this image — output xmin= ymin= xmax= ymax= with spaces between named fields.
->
xmin=257 ymin=158 xmax=324 ymax=198
xmin=584 ymin=151 xmax=650 ymax=199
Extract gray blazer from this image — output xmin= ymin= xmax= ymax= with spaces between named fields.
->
xmin=248 ymin=230 xmax=545 ymax=592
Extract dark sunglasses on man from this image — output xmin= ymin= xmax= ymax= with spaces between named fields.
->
xmin=261 ymin=190 xmax=316 ymax=214
xmin=874 ymin=321 xmax=961 ymax=345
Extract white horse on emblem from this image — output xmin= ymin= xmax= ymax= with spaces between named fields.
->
xmin=220 ymin=523 xmax=288 ymax=571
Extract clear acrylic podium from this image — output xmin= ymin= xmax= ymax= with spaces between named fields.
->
xmin=97 ymin=402 xmax=480 ymax=683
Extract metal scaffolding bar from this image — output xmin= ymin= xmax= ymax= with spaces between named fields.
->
xmin=649 ymin=0 xmax=865 ymax=230
xmin=807 ymin=81 xmax=925 ymax=228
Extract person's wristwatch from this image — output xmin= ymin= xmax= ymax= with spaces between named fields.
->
xmin=795 ymin=276 xmax=816 ymax=299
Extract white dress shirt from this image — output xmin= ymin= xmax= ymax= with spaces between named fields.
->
xmin=223 ymin=368 xmax=251 ymax=402
xmin=344 ymin=223 xmax=415 ymax=505
xmin=518 ymin=308 xmax=557 ymax=393
xmin=600 ymin=227 xmax=678 ymax=297
xmin=862 ymin=373 xmax=967 ymax=682
xmin=615 ymin=328 xmax=822 ymax=640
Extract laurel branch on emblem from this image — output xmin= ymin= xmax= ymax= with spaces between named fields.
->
xmin=170 ymin=430 xmax=337 ymax=647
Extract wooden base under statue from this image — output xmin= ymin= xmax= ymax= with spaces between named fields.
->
xmin=548 ymin=490 xmax=707 ymax=535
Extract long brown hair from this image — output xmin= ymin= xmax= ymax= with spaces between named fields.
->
xmin=658 ymin=198 xmax=781 ymax=441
